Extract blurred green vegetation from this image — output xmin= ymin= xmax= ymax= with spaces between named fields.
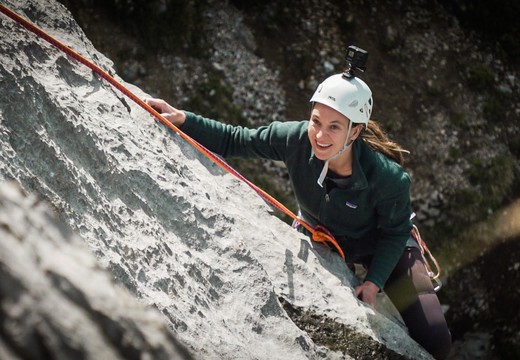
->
xmin=463 ymin=62 xmax=513 ymax=128
xmin=465 ymin=63 xmax=494 ymax=91
xmin=185 ymin=72 xmax=248 ymax=127
xmin=447 ymin=153 xmax=514 ymax=230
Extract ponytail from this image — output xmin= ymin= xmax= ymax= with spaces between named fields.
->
xmin=360 ymin=120 xmax=409 ymax=166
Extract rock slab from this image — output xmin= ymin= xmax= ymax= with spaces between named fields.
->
xmin=0 ymin=182 xmax=192 ymax=360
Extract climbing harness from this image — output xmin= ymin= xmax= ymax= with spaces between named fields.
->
xmin=0 ymin=3 xmax=345 ymax=259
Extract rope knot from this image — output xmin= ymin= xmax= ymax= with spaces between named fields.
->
xmin=312 ymin=225 xmax=345 ymax=259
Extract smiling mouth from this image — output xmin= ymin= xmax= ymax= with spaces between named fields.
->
xmin=316 ymin=141 xmax=332 ymax=149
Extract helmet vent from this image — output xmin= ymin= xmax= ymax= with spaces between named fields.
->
xmin=348 ymin=100 xmax=359 ymax=107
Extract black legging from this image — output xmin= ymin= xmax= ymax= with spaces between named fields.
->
xmin=383 ymin=247 xmax=452 ymax=360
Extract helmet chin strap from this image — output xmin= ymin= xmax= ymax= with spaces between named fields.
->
xmin=317 ymin=121 xmax=354 ymax=187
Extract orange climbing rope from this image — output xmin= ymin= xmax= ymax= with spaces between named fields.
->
xmin=0 ymin=3 xmax=345 ymax=259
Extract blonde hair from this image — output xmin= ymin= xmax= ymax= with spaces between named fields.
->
xmin=359 ymin=120 xmax=409 ymax=166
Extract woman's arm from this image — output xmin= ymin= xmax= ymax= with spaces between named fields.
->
xmin=145 ymin=98 xmax=308 ymax=161
xmin=365 ymin=171 xmax=413 ymax=290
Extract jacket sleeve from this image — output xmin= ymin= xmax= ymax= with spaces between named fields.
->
xmin=364 ymin=171 xmax=413 ymax=289
xmin=180 ymin=111 xmax=298 ymax=161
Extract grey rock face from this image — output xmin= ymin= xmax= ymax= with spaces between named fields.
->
xmin=0 ymin=0 xmax=433 ymax=359
xmin=0 ymin=182 xmax=193 ymax=360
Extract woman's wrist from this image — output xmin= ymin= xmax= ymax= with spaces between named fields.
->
xmin=363 ymin=280 xmax=380 ymax=292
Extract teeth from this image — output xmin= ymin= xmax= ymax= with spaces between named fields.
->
xmin=317 ymin=142 xmax=332 ymax=148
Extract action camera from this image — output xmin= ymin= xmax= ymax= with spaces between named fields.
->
xmin=343 ymin=45 xmax=368 ymax=78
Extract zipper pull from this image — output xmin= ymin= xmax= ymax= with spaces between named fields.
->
xmin=324 ymin=182 xmax=330 ymax=202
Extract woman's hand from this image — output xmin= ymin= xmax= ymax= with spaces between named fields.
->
xmin=144 ymin=98 xmax=186 ymax=127
xmin=355 ymin=280 xmax=379 ymax=309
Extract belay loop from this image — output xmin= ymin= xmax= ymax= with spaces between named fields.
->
xmin=312 ymin=225 xmax=345 ymax=259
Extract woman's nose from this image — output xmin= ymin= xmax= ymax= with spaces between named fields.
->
xmin=316 ymin=129 xmax=324 ymax=138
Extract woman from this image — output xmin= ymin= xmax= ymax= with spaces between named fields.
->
xmin=145 ymin=72 xmax=452 ymax=359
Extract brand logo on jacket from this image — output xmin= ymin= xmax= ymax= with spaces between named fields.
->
xmin=345 ymin=201 xmax=358 ymax=209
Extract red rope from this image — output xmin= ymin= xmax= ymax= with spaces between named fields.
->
xmin=0 ymin=3 xmax=346 ymax=259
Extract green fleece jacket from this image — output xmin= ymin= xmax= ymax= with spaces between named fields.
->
xmin=181 ymin=112 xmax=413 ymax=289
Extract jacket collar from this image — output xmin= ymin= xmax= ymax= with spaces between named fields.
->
xmin=309 ymin=139 xmax=368 ymax=191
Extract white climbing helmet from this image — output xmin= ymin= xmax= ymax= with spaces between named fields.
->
xmin=309 ymin=73 xmax=373 ymax=127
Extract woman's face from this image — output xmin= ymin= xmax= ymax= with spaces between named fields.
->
xmin=308 ymin=103 xmax=351 ymax=160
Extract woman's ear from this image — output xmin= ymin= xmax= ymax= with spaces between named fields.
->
xmin=350 ymin=124 xmax=364 ymax=141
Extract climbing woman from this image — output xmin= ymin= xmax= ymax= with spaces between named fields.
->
xmin=144 ymin=50 xmax=452 ymax=359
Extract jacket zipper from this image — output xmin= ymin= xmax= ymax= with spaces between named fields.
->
xmin=324 ymin=182 xmax=330 ymax=202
